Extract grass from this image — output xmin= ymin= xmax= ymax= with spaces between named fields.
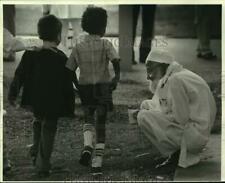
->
xmin=3 ymin=74 xmax=221 ymax=181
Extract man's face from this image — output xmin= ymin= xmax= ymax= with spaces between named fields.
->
xmin=146 ymin=62 xmax=163 ymax=81
xmin=146 ymin=61 xmax=164 ymax=93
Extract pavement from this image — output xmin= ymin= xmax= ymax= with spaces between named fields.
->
xmin=3 ymin=36 xmax=222 ymax=181
xmin=174 ymin=134 xmax=221 ymax=181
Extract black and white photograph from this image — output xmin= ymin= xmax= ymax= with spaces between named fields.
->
xmin=1 ymin=2 xmax=223 ymax=182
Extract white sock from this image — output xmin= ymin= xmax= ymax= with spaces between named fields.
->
xmin=92 ymin=143 xmax=105 ymax=168
xmin=83 ymin=124 xmax=95 ymax=148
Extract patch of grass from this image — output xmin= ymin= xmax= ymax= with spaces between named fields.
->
xmin=3 ymin=75 xmax=221 ymax=181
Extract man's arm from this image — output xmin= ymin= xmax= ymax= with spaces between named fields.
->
xmin=168 ymin=77 xmax=190 ymax=125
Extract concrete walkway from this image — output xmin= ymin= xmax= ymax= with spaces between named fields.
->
xmin=174 ymin=134 xmax=221 ymax=181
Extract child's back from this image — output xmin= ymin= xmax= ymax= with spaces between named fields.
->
xmin=9 ymin=47 xmax=74 ymax=118
xmin=8 ymin=15 xmax=75 ymax=177
xmin=66 ymin=7 xmax=120 ymax=176
xmin=71 ymin=34 xmax=117 ymax=85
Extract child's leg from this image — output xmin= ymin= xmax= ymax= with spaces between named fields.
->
xmin=79 ymin=106 xmax=96 ymax=166
xmin=83 ymin=106 xmax=96 ymax=148
xmin=36 ymin=118 xmax=58 ymax=175
xmin=3 ymin=143 xmax=11 ymax=173
xmin=91 ymin=105 xmax=107 ymax=175
xmin=30 ymin=117 xmax=42 ymax=165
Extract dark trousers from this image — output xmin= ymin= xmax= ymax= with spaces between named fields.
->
xmin=196 ymin=5 xmax=214 ymax=54
xmin=132 ymin=5 xmax=156 ymax=63
xmin=30 ymin=117 xmax=58 ymax=172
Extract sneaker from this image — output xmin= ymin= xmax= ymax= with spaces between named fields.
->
xmin=91 ymin=166 xmax=103 ymax=176
xmin=132 ymin=60 xmax=137 ymax=65
xmin=31 ymin=155 xmax=37 ymax=166
xmin=79 ymin=146 xmax=93 ymax=166
xmin=155 ymin=150 xmax=180 ymax=169
xmin=197 ymin=52 xmax=217 ymax=60
xmin=28 ymin=144 xmax=37 ymax=166
xmin=3 ymin=160 xmax=12 ymax=174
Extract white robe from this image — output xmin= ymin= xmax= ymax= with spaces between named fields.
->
xmin=137 ymin=62 xmax=216 ymax=168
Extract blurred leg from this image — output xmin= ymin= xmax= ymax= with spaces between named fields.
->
xmin=132 ymin=5 xmax=140 ymax=63
xmin=139 ymin=5 xmax=156 ymax=63
xmin=196 ymin=5 xmax=216 ymax=59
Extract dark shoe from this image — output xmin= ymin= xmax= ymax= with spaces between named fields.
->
xmin=31 ymin=156 xmax=37 ymax=166
xmin=132 ymin=60 xmax=137 ymax=65
xmin=155 ymin=150 xmax=180 ymax=169
xmin=37 ymin=171 xmax=50 ymax=178
xmin=79 ymin=146 xmax=93 ymax=167
xmin=91 ymin=167 xmax=103 ymax=176
xmin=197 ymin=52 xmax=217 ymax=60
xmin=28 ymin=145 xmax=37 ymax=166
xmin=3 ymin=160 xmax=12 ymax=174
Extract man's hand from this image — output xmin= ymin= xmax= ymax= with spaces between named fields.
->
xmin=110 ymin=76 xmax=120 ymax=91
xmin=133 ymin=110 xmax=140 ymax=120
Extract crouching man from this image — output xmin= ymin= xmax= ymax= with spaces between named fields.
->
xmin=137 ymin=49 xmax=216 ymax=168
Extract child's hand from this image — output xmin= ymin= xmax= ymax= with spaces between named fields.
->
xmin=110 ymin=76 xmax=119 ymax=91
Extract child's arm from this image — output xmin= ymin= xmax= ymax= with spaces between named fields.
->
xmin=66 ymin=68 xmax=79 ymax=90
xmin=8 ymin=51 xmax=29 ymax=105
xmin=105 ymin=40 xmax=121 ymax=91
xmin=110 ymin=59 xmax=120 ymax=91
xmin=65 ymin=46 xmax=80 ymax=90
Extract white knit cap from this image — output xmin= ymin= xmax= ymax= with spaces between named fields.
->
xmin=146 ymin=49 xmax=174 ymax=64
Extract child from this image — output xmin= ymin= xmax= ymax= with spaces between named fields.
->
xmin=66 ymin=6 xmax=120 ymax=176
xmin=8 ymin=15 xmax=75 ymax=177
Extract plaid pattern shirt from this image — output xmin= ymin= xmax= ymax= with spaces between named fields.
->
xmin=66 ymin=34 xmax=119 ymax=85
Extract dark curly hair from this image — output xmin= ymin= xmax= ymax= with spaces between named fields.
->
xmin=38 ymin=14 xmax=62 ymax=41
xmin=81 ymin=6 xmax=107 ymax=35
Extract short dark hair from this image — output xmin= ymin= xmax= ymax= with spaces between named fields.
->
xmin=81 ymin=6 xmax=107 ymax=35
xmin=38 ymin=15 xmax=62 ymax=41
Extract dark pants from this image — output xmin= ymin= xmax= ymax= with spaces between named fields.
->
xmin=132 ymin=5 xmax=156 ymax=63
xmin=30 ymin=117 xmax=58 ymax=172
xmin=196 ymin=5 xmax=214 ymax=54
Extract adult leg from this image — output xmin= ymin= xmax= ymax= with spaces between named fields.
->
xmin=137 ymin=110 xmax=181 ymax=157
xmin=137 ymin=110 xmax=182 ymax=171
xmin=132 ymin=5 xmax=140 ymax=64
xmin=196 ymin=5 xmax=216 ymax=59
xmin=139 ymin=5 xmax=156 ymax=63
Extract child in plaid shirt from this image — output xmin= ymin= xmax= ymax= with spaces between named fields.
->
xmin=66 ymin=6 xmax=120 ymax=176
